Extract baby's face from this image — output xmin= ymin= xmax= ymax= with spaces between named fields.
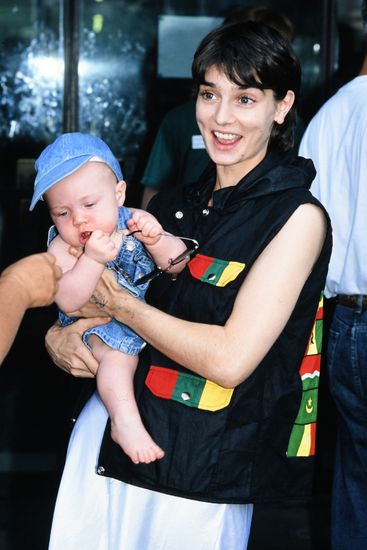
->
xmin=46 ymin=161 xmax=124 ymax=248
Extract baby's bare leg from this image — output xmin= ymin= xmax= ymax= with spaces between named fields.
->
xmin=89 ymin=335 xmax=164 ymax=464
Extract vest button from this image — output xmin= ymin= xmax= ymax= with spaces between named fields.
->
xmin=202 ymin=208 xmax=210 ymax=216
xmin=181 ymin=392 xmax=191 ymax=401
xmin=97 ymin=466 xmax=105 ymax=475
xmin=175 ymin=211 xmax=184 ymax=219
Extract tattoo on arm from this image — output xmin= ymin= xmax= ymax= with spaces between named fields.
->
xmin=91 ymin=294 xmax=107 ymax=308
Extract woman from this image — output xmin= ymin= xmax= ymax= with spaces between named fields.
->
xmin=46 ymin=22 xmax=331 ymax=550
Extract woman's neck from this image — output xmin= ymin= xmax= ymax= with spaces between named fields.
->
xmin=215 ymin=149 xmax=268 ymax=190
xmin=215 ymin=164 xmax=247 ymax=190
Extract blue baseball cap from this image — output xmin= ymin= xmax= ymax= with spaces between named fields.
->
xmin=30 ymin=132 xmax=123 ymax=211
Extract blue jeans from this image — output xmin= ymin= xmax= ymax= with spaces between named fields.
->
xmin=327 ymin=301 xmax=367 ymax=549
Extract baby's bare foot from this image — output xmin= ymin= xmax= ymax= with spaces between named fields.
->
xmin=110 ymin=416 xmax=165 ymax=464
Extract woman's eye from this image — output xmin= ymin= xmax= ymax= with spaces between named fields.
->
xmin=239 ymin=96 xmax=254 ymax=105
xmin=200 ymin=90 xmax=215 ymax=101
xmin=85 ymin=203 xmax=95 ymax=208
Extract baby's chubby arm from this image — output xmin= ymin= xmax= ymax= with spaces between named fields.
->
xmin=127 ymin=210 xmax=188 ymax=275
xmin=49 ymin=230 xmax=118 ymax=312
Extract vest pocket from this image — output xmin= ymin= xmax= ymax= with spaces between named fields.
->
xmin=188 ymin=254 xmax=245 ymax=287
xmin=145 ymin=365 xmax=234 ymax=412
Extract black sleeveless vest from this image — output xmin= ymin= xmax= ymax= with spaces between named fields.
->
xmin=98 ymin=150 xmax=332 ymax=504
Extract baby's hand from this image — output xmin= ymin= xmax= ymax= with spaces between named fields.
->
xmin=127 ymin=211 xmax=163 ymax=246
xmin=84 ymin=230 xmax=118 ymax=264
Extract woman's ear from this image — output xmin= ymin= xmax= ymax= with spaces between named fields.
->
xmin=115 ymin=180 xmax=126 ymax=206
xmin=274 ymin=90 xmax=295 ymax=124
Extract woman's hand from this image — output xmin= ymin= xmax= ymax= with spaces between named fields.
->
xmin=45 ymin=317 xmax=109 ymax=377
xmin=67 ymin=268 xmax=132 ymax=321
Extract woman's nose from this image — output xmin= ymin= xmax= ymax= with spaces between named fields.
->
xmin=214 ymin=100 xmax=234 ymax=126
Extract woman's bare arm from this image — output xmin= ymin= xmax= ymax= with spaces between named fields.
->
xmin=72 ymin=204 xmax=327 ymax=387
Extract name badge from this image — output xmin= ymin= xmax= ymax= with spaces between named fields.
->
xmin=191 ymin=134 xmax=205 ymax=149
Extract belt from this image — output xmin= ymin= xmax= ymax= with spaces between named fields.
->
xmin=337 ymin=295 xmax=367 ymax=310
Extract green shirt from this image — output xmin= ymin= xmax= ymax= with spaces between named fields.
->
xmin=141 ymin=100 xmax=210 ymax=190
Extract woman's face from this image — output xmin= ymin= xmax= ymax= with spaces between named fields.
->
xmin=196 ymin=66 xmax=293 ymax=182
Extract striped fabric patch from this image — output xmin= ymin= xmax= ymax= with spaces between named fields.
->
xmin=287 ymin=423 xmax=317 ymax=457
xmin=287 ymin=293 xmax=324 ymax=458
xmin=188 ymin=254 xmax=245 ymax=287
xmin=145 ymin=365 xmax=234 ymax=411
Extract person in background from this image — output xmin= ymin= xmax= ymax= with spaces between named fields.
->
xmin=299 ymin=2 xmax=367 ymax=548
xmin=0 ymin=252 xmax=61 ymax=365
xmin=44 ymin=21 xmax=331 ymax=550
xmin=140 ymin=4 xmax=295 ymax=209
xmin=140 ymin=99 xmax=207 ymax=209
xmin=222 ymin=4 xmax=295 ymax=37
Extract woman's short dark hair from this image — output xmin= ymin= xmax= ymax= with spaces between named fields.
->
xmin=192 ymin=21 xmax=301 ymax=152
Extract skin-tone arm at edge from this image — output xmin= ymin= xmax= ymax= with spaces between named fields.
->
xmin=0 ymin=253 xmax=61 ymax=365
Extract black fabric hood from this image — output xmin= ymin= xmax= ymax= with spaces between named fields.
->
xmin=184 ymin=148 xmax=316 ymax=211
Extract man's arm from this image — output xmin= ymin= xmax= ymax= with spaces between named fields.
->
xmin=0 ymin=253 xmax=61 ymax=364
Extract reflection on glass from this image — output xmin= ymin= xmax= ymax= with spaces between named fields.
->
xmin=0 ymin=0 xmax=63 ymax=142
xmin=78 ymin=1 xmax=158 ymax=179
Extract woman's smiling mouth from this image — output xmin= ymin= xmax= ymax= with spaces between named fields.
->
xmin=213 ymin=130 xmax=241 ymax=146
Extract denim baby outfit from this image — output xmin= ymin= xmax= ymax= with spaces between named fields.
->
xmin=49 ymin=206 xmax=154 ymax=355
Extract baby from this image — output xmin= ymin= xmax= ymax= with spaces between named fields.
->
xmin=30 ymin=133 xmax=190 ymax=464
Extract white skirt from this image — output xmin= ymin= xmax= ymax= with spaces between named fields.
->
xmin=49 ymin=392 xmax=253 ymax=550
